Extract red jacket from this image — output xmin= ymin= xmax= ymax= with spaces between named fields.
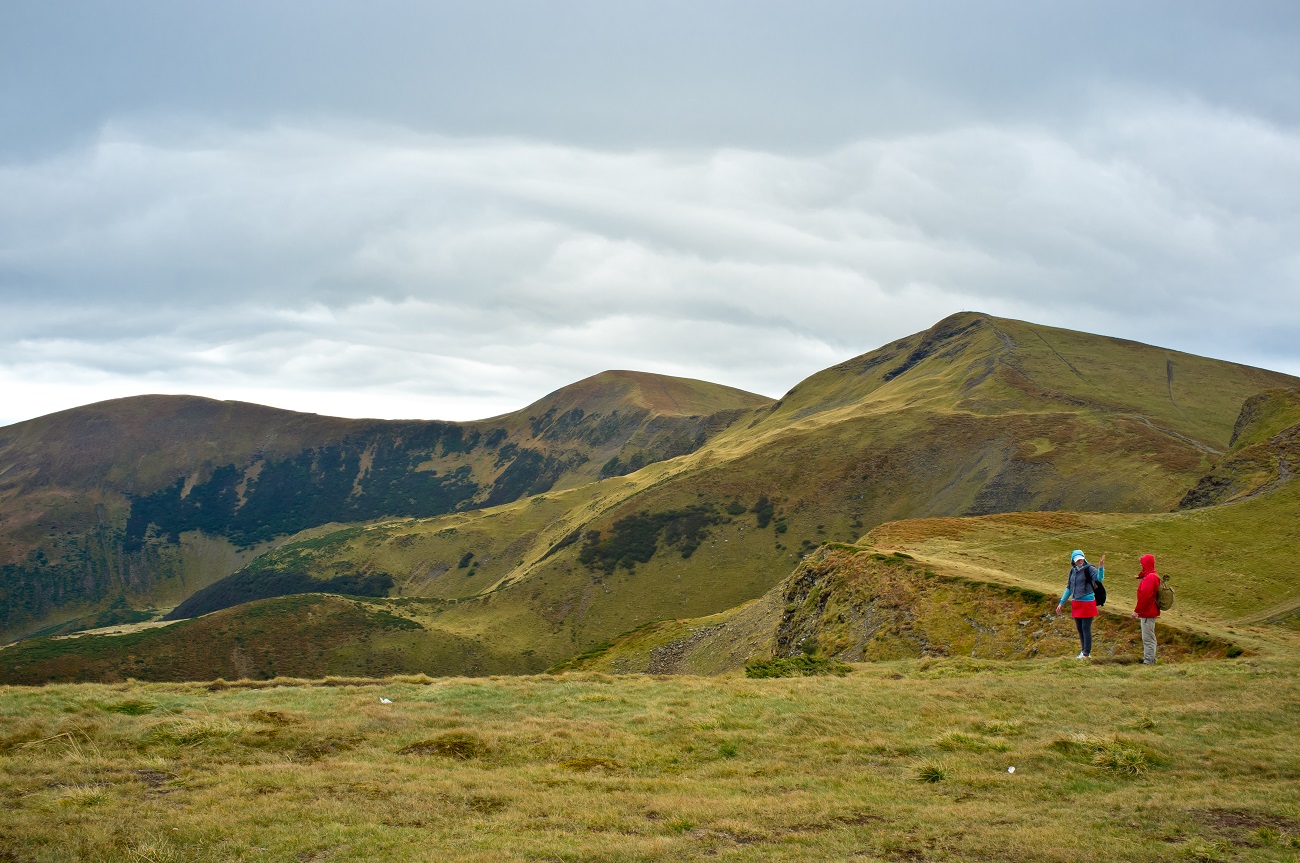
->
xmin=1134 ymin=554 xmax=1161 ymax=618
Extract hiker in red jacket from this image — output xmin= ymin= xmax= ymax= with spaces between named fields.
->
xmin=1132 ymin=553 xmax=1161 ymax=665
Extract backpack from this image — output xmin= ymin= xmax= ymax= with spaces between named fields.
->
xmin=1156 ymin=574 xmax=1175 ymax=611
xmin=1091 ymin=567 xmax=1107 ymax=607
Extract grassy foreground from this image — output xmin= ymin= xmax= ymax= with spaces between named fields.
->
xmin=3 ymin=655 xmax=1300 ymax=862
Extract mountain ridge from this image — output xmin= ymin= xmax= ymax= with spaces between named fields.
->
xmin=4 ymin=312 xmax=1299 ymax=670
xmin=0 ymin=371 xmax=771 ymax=641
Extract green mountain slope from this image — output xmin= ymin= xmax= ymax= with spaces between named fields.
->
xmin=0 ymin=594 xmax=455 ymax=685
xmin=19 ymin=312 xmax=1295 ymax=683
xmin=560 ymin=548 xmax=1239 ymax=675
xmin=868 ymin=474 xmax=1300 ymax=630
xmin=0 ymin=373 xmax=771 ymax=641
xmin=388 ymin=313 xmax=1294 ymax=662
xmin=1179 ymin=387 xmax=1300 ymax=508
xmin=15 ymin=458 xmax=1293 ymax=684
xmin=561 ymin=450 xmax=1300 ymax=676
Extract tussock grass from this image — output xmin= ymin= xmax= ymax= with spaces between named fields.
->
xmin=914 ymin=758 xmax=949 ymax=783
xmin=976 ymin=719 xmax=1023 ymax=736
xmin=3 ymin=655 xmax=1300 ymax=861
xmin=1049 ymin=733 xmax=1155 ymax=776
xmin=55 ymin=786 xmax=108 ymax=807
xmin=99 ymin=698 xmax=158 ymax=715
xmin=145 ymin=716 xmax=245 ymax=746
xmin=743 ymin=654 xmax=852 ymax=678
xmin=397 ymin=732 xmax=486 ymax=760
xmin=1090 ymin=740 xmax=1152 ymax=776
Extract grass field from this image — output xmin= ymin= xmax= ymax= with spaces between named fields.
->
xmin=3 ymin=655 xmax=1300 ymax=862
xmin=866 ymin=477 xmax=1300 ymax=632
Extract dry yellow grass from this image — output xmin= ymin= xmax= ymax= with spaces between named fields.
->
xmin=3 ymin=654 xmax=1300 ymax=862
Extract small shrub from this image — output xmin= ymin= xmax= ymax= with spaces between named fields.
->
xmin=398 ymin=732 xmax=487 ymax=760
xmin=914 ymin=759 xmax=948 ymax=783
xmin=744 ymin=654 xmax=851 ymax=679
xmin=718 ymin=742 xmax=739 ymax=758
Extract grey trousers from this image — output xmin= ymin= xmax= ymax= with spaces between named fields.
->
xmin=1140 ymin=617 xmax=1157 ymax=664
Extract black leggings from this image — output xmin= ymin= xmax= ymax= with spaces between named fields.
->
xmin=1074 ymin=617 xmax=1093 ymax=655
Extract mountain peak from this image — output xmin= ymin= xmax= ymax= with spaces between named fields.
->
xmin=509 ymin=370 xmax=774 ymax=420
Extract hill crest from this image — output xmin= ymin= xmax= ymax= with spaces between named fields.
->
xmin=492 ymin=370 xmax=773 ymax=422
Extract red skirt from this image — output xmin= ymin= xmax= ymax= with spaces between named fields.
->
xmin=1071 ymin=599 xmax=1098 ymax=619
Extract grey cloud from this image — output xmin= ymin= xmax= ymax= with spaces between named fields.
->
xmin=3 ymin=1 xmax=1299 ymax=158
xmin=2 ymin=96 xmax=1299 ymax=426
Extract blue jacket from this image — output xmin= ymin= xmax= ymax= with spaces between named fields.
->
xmin=1061 ymin=562 xmax=1104 ymax=603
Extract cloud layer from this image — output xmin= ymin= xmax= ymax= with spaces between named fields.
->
xmin=2 ymin=98 xmax=1299 ymax=426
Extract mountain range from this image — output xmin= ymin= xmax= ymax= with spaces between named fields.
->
xmin=2 ymin=311 xmax=1297 ymax=683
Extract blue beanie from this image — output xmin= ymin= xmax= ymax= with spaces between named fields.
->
xmin=1071 ymin=549 xmax=1085 ymax=563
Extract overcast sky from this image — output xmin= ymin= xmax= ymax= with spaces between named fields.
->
xmin=2 ymin=1 xmax=1298 ymax=426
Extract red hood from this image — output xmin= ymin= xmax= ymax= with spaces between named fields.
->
xmin=1139 ymin=554 xmax=1157 ymax=576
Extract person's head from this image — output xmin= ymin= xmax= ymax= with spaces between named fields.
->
xmin=1139 ymin=553 xmax=1156 ymax=574
xmin=1071 ymin=550 xmax=1086 ymax=567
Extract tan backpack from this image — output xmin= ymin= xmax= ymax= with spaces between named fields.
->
xmin=1156 ymin=574 xmax=1175 ymax=611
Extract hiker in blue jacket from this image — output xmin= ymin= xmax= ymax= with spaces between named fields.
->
xmin=1055 ymin=550 xmax=1105 ymax=659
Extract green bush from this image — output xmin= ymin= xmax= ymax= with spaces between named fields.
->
xmin=744 ymin=654 xmax=851 ymax=679
xmin=578 ymin=506 xmax=724 ymax=573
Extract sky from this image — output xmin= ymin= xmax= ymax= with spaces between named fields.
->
xmin=2 ymin=1 xmax=1299 ymax=427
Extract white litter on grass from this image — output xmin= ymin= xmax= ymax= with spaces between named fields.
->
xmin=1008 ymin=766 xmax=1016 ymax=773
xmin=380 ymin=697 xmax=393 ymax=704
